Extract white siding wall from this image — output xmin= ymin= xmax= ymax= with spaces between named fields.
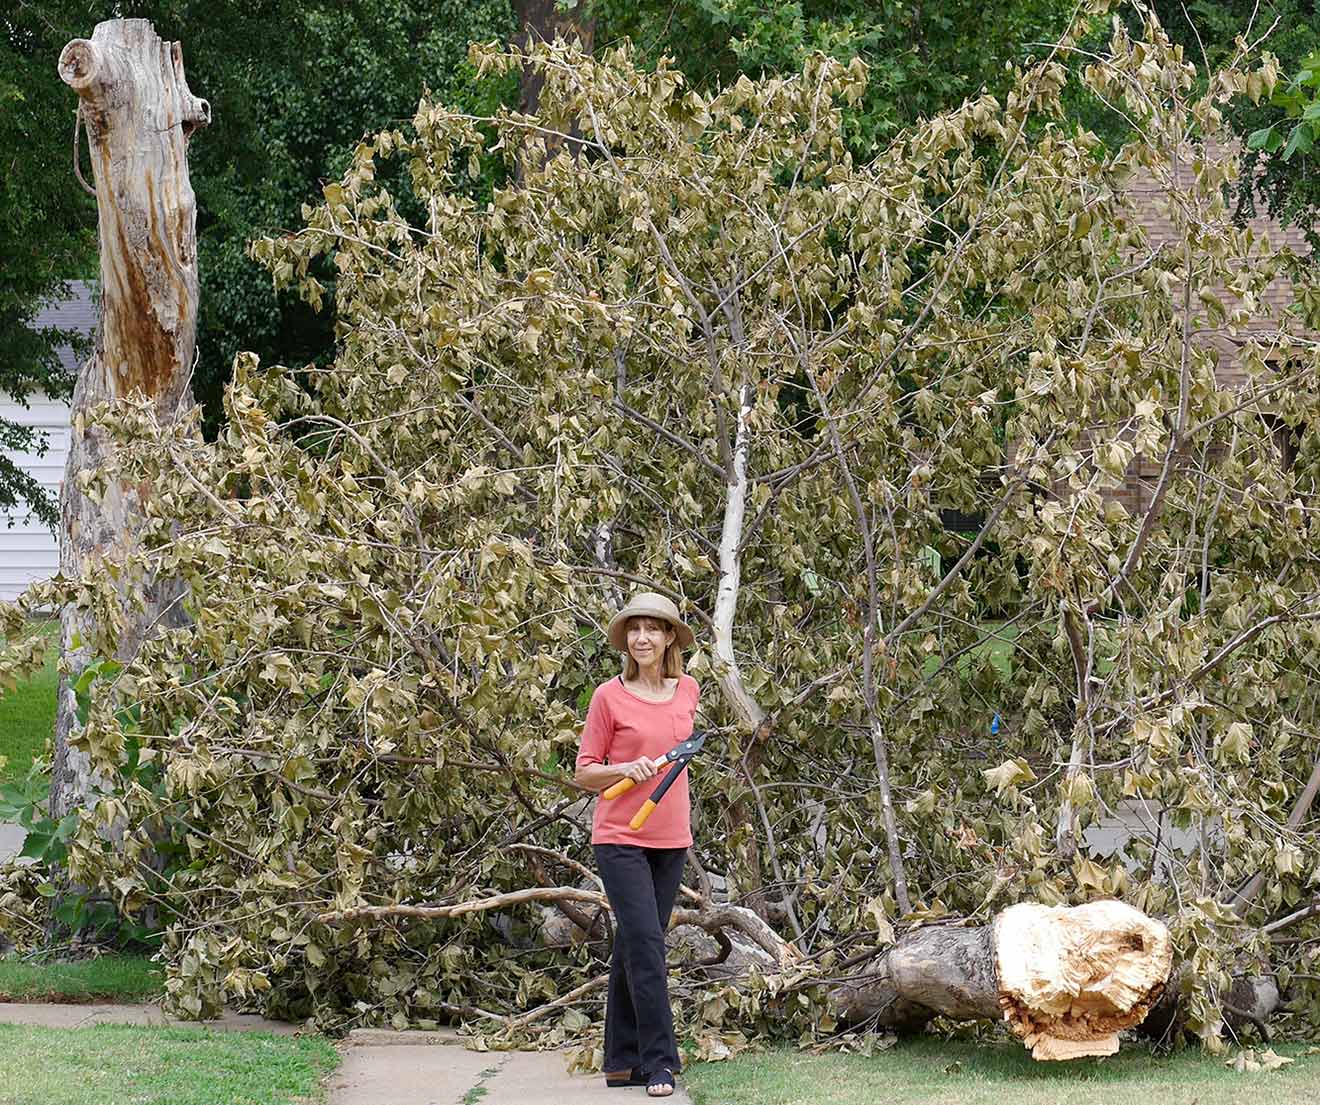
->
xmin=0 ymin=392 xmax=70 ymax=602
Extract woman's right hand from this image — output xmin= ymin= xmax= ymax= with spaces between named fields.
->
xmin=621 ymin=756 xmax=660 ymax=784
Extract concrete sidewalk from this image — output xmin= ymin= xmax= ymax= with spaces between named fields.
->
xmin=0 ymin=1003 xmax=693 ymax=1104
xmin=331 ymin=1040 xmax=693 ymax=1104
xmin=0 ymin=821 xmax=25 ymax=864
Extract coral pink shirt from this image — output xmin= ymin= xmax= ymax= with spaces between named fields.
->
xmin=576 ymin=674 xmax=699 ymax=848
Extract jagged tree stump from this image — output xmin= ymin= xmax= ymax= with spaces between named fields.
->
xmin=53 ymin=19 xmax=208 ymax=820
xmin=832 ymin=901 xmax=1172 ymax=1060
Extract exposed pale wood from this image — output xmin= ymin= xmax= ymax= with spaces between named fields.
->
xmin=995 ymin=901 xmax=1172 ymax=1060
xmin=831 ymin=901 xmax=1173 ymax=1061
xmin=712 ymin=382 xmax=764 ymax=731
xmin=713 ymin=380 xmax=774 ymax=919
xmin=53 ymin=19 xmax=207 ymax=821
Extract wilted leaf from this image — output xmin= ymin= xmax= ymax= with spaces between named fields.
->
xmin=983 ymin=758 xmax=1036 ymax=795
xmin=863 ymin=897 xmax=896 ymax=944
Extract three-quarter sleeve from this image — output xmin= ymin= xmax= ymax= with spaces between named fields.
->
xmin=575 ymin=685 xmax=613 ymax=769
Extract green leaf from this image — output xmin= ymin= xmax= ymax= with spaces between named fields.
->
xmin=1282 ymin=123 xmax=1313 ymax=161
xmin=1246 ymin=127 xmax=1276 ymax=150
xmin=72 ymin=666 xmax=98 ymax=696
xmin=18 ymin=828 xmax=56 ymax=862
xmin=55 ymin=812 xmax=79 ymax=842
xmin=53 ymin=897 xmax=83 ymax=927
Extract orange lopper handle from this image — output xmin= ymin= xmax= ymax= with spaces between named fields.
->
xmin=602 ymin=752 xmax=675 ymax=800
xmin=602 ymin=776 xmax=636 ymax=800
xmin=629 ymin=800 xmax=658 ymax=831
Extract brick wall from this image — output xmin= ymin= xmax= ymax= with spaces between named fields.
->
xmin=1109 ymin=140 xmax=1314 ymax=504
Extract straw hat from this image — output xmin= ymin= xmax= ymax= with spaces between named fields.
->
xmin=606 ymin=591 xmax=694 ymax=651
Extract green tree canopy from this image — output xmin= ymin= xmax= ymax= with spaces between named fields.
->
xmin=592 ymin=0 xmax=1078 ymax=154
xmin=0 ymin=3 xmax=96 ymax=528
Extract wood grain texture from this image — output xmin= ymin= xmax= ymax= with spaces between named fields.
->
xmin=995 ymin=900 xmax=1172 ymax=1060
xmin=53 ymin=19 xmax=206 ymax=821
xmin=831 ymin=901 xmax=1173 ymax=1060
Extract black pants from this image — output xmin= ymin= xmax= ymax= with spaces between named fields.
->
xmin=594 ymin=843 xmax=687 ymax=1077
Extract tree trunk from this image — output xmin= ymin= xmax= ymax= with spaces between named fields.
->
xmin=713 ymin=380 xmax=772 ymax=918
xmin=1138 ymin=964 xmax=1282 ymax=1046
xmin=831 ymin=901 xmax=1173 ymax=1061
xmin=52 ymin=19 xmax=208 ymax=821
xmin=513 ymin=0 xmax=595 ymax=118
xmin=512 ymin=0 xmax=594 ymax=177
xmin=326 ymin=890 xmax=1175 ymax=1062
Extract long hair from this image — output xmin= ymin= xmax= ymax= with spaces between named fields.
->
xmin=621 ymin=616 xmax=685 ymax=681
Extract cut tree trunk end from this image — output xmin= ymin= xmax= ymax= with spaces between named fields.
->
xmin=996 ymin=901 xmax=1171 ymax=1060
xmin=53 ymin=18 xmax=206 ymax=822
xmin=831 ymin=900 xmax=1172 ymax=1061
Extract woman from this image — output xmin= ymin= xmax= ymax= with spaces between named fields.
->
xmin=575 ymin=591 xmax=699 ymax=1098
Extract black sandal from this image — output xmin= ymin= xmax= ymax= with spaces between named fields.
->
xmin=605 ymin=1070 xmax=648 ymax=1088
xmin=646 ymin=1069 xmax=675 ymax=1097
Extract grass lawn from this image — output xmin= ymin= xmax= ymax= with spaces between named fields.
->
xmin=683 ymin=1038 xmax=1320 ymax=1105
xmin=0 ymin=617 xmax=59 ymax=784
xmin=0 ymin=1023 xmax=338 ymax=1105
xmin=921 ymin=622 xmax=1019 ymax=682
xmin=0 ymin=954 xmax=163 ymax=1003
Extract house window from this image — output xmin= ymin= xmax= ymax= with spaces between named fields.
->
xmin=1261 ymin=414 xmax=1305 ymax=472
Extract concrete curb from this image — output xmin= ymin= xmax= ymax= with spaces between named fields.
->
xmin=0 ymin=1002 xmax=302 ymax=1034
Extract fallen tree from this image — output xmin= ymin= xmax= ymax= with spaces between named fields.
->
xmin=323 ymin=893 xmax=1173 ymax=1060
xmin=2 ymin=3 xmax=1319 ymax=1055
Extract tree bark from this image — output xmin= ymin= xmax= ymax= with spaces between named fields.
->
xmin=514 ymin=0 xmax=594 ymax=119
xmin=1138 ymin=964 xmax=1282 ymax=1046
xmin=512 ymin=0 xmax=594 ymax=177
xmin=831 ymin=901 xmax=1173 ymax=1061
xmin=52 ymin=19 xmax=207 ymax=821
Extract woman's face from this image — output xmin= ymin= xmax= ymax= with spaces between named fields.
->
xmin=627 ymin=616 xmax=675 ymax=668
